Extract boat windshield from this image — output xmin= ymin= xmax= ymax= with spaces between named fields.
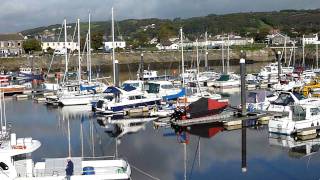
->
xmin=161 ymin=84 xmax=174 ymax=89
xmin=146 ymin=83 xmax=160 ymax=93
xmin=123 ymin=83 xmax=139 ymax=88
xmin=217 ymin=75 xmax=230 ymax=81
xmin=293 ymin=92 xmax=306 ymax=100
xmin=272 ymin=93 xmax=294 ymax=106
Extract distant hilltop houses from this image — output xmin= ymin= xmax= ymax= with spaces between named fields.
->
xmin=154 ymin=34 xmax=254 ymax=50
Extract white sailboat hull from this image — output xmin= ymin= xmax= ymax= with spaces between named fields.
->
xmin=59 ymin=94 xmax=101 ymax=106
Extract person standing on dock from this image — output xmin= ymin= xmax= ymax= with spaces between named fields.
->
xmin=65 ymin=158 xmax=74 ymax=180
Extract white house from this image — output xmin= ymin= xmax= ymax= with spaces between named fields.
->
xmin=149 ymin=38 xmax=158 ymax=45
xmin=156 ymin=42 xmax=179 ymax=50
xmin=42 ymin=41 xmax=79 ymax=52
xmin=303 ymin=34 xmax=319 ymax=45
xmin=104 ymin=41 xmax=126 ymax=50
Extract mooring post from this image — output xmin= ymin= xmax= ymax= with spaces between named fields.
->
xmin=241 ymin=124 xmax=247 ymax=173
xmin=115 ymin=60 xmax=119 ymax=87
xmin=277 ymin=51 xmax=281 ymax=84
xmin=240 ymin=58 xmax=246 ymax=116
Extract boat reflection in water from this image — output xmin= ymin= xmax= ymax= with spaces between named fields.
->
xmin=269 ymin=133 xmax=320 ymax=158
xmin=97 ymin=116 xmax=157 ymax=139
xmin=58 ymin=105 xmax=92 ymax=121
xmin=169 ymin=122 xmax=248 ymax=179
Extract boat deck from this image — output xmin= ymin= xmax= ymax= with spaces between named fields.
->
xmin=34 ymin=157 xmax=82 ymax=177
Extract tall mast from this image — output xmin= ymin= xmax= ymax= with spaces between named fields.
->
xmin=284 ymin=35 xmax=287 ymax=66
xmin=77 ymin=18 xmax=81 ymax=83
xmin=302 ymin=34 xmax=305 ymax=67
xmin=293 ymin=41 xmax=296 ymax=67
xmin=112 ymin=7 xmax=116 ymax=85
xmin=196 ymin=39 xmax=199 ymax=75
xmin=222 ymin=36 xmax=225 ymax=74
xmin=227 ymin=35 xmax=230 ymax=74
xmin=205 ymin=31 xmax=208 ymax=70
xmin=317 ymin=39 xmax=319 ymax=69
xmin=64 ymin=19 xmax=68 ymax=81
xmin=180 ymin=27 xmax=185 ymax=86
xmin=88 ymin=12 xmax=92 ymax=82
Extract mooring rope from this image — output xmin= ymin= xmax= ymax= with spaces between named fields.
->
xmin=130 ymin=164 xmax=160 ymax=180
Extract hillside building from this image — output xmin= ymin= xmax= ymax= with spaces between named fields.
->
xmin=0 ymin=33 xmax=25 ymax=56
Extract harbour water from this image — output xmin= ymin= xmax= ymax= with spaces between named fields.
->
xmin=6 ymin=91 xmax=320 ymax=180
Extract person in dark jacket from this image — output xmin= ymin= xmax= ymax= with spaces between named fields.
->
xmin=65 ymin=158 xmax=74 ymax=179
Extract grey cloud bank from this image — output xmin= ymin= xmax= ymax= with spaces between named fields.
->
xmin=0 ymin=0 xmax=319 ymax=33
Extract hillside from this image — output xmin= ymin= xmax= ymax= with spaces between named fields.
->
xmin=20 ymin=9 xmax=320 ymax=46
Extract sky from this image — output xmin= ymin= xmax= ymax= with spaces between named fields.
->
xmin=0 ymin=0 xmax=320 ymax=33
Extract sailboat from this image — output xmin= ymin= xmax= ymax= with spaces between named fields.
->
xmin=178 ymin=38 xmax=222 ymax=104
xmin=208 ymin=36 xmax=240 ymax=89
xmin=48 ymin=17 xmax=106 ymax=106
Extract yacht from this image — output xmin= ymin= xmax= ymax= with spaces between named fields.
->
xmin=269 ymin=104 xmax=320 ymax=135
xmin=247 ymin=91 xmax=320 ymax=112
xmin=95 ymin=86 xmax=161 ymax=115
xmin=209 ymin=74 xmax=240 ymax=89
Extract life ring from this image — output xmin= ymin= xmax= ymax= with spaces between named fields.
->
xmin=12 ymin=145 xmax=26 ymax=150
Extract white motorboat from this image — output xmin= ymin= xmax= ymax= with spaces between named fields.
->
xmin=95 ymin=86 xmax=161 ymax=115
xmin=269 ymin=104 xmax=320 ymax=135
xmin=209 ymin=74 xmax=240 ymax=89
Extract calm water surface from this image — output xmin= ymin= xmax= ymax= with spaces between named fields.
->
xmin=5 ymin=91 xmax=320 ymax=180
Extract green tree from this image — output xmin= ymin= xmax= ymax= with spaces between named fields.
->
xmin=23 ymin=39 xmax=41 ymax=53
xmin=91 ymin=32 xmax=103 ymax=50
xmin=158 ymin=23 xmax=177 ymax=43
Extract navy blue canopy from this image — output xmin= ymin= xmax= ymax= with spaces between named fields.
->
xmin=104 ymin=86 xmax=121 ymax=94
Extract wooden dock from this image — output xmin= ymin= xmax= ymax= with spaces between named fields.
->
xmin=171 ymin=110 xmax=272 ymax=127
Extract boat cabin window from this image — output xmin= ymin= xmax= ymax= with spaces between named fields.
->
xmin=161 ymin=84 xmax=174 ymax=89
xmin=310 ymin=108 xmax=320 ymax=116
xmin=0 ymin=162 xmax=9 ymax=170
xmin=146 ymin=83 xmax=160 ymax=93
xmin=292 ymin=106 xmax=306 ymax=121
xmin=123 ymin=83 xmax=139 ymax=88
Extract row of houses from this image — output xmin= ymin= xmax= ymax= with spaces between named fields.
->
xmin=266 ymin=33 xmax=319 ymax=45
xmin=155 ymin=35 xmax=254 ymax=50
xmin=1 ymin=32 xmax=319 ymax=56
